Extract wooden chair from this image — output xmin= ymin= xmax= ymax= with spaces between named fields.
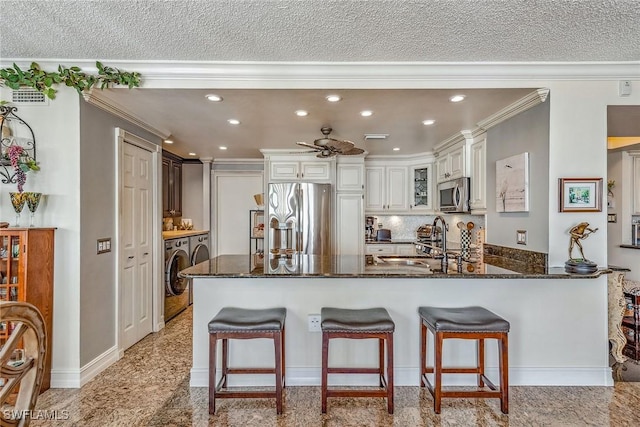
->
xmin=1 ymin=301 xmax=47 ymax=426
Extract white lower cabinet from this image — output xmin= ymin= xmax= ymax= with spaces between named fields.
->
xmin=396 ymin=245 xmax=416 ymax=256
xmin=336 ymin=193 xmax=364 ymax=255
xmin=366 ymin=244 xmax=416 ymax=256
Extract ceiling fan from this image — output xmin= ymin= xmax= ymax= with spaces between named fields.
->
xmin=296 ymin=127 xmax=365 ymax=158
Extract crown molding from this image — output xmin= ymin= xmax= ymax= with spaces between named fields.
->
xmin=434 ymin=132 xmax=466 ymax=154
xmin=460 ymin=128 xmax=487 ymax=140
xmin=2 ymin=60 xmax=639 ymax=84
xmin=212 ymin=158 xmax=264 ymax=164
xmin=83 ymin=90 xmax=171 ymax=139
xmin=476 ymin=89 xmax=549 ymax=131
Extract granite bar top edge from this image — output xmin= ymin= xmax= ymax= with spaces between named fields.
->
xmin=620 ymin=244 xmax=640 ymax=250
xmin=180 ymin=255 xmax=608 ymax=279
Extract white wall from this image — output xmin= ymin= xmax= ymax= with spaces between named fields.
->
xmin=0 ymin=87 xmax=82 ymax=384
xmin=486 ymin=100 xmax=550 ymax=253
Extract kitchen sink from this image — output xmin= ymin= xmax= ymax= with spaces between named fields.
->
xmin=376 ymin=255 xmax=442 ymax=270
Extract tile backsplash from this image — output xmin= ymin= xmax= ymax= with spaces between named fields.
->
xmin=373 ymin=214 xmax=486 ymax=243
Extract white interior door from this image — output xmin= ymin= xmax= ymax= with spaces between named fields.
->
xmin=213 ymin=172 xmax=263 ymax=255
xmin=121 ymin=142 xmax=153 ymax=350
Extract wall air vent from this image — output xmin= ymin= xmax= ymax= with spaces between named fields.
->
xmin=364 ymin=134 xmax=389 ymax=140
xmin=11 ymin=88 xmax=48 ymax=105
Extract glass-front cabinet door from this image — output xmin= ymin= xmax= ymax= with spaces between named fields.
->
xmin=410 ymin=165 xmax=433 ymax=211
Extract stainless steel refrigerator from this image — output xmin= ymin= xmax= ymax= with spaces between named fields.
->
xmin=267 ymin=182 xmax=332 ymax=256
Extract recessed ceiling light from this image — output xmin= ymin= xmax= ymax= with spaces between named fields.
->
xmin=393 ymin=147 xmax=400 ymax=151
xmin=164 ymin=139 xmax=173 ymax=144
xmin=219 ymin=146 xmax=227 ymax=150
xmin=360 ymin=110 xmax=373 ymax=117
xmin=449 ymin=95 xmax=466 ymax=103
xmin=188 ymin=152 xmax=197 ymax=156
xmin=422 ymin=119 xmax=436 ymax=126
xmin=227 ymin=119 xmax=240 ymax=125
xmin=364 ymin=134 xmax=389 ymax=140
xmin=206 ymin=94 xmax=223 ymax=102
xmin=295 ymin=110 xmax=308 ymax=117
xmin=326 ymin=94 xmax=341 ymax=102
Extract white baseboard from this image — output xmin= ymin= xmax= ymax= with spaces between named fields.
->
xmin=190 ymin=366 xmax=613 ymax=388
xmin=51 ymin=346 xmax=119 ymax=388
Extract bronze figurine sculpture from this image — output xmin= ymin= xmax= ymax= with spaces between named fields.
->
xmin=565 ymin=222 xmax=598 ymax=274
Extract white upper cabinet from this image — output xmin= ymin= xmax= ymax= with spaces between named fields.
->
xmin=337 ymin=163 xmax=365 ymax=192
xmin=365 ymin=165 xmax=408 ymax=212
xmin=267 ymin=157 xmax=333 ymax=182
xmin=469 ymin=135 xmax=487 ymax=212
xmin=436 ymin=142 xmax=465 ymax=183
xmin=634 ymin=154 xmax=640 ymax=214
xmin=409 ymin=164 xmax=433 ymax=212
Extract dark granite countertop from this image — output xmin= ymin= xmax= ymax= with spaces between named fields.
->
xmin=179 ymin=254 xmax=609 ymax=279
xmin=364 ymin=239 xmax=417 ymax=244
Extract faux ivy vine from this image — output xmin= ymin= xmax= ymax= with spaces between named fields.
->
xmin=0 ymin=61 xmax=141 ymax=99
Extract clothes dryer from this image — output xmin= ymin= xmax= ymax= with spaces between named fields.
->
xmin=188 ymin=233 xmax=210 ymax=305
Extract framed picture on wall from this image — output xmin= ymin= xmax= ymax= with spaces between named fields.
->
xmin=559 ymin=178 xmax=602 ymax=212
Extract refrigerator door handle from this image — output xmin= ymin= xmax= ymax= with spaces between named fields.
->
xmin=297 ymin=186 xmax=303 ymax=252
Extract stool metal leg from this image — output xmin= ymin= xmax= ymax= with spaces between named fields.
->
xmin=321 ymin=331 xmax=329 ymax=413
xmin=209 ymin=333 xmax=218 ymax=414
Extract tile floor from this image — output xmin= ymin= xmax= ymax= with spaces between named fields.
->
xmin=28 ymin=307 xmax=640 ymax=426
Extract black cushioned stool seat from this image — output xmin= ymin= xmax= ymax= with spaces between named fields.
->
xmin=321 ymin=307 xmax=395 ymax=414
xmin=419 ymin=306 xmax=510 ymax=414
xmin=208 ymin=307 xmax=286 ymax=415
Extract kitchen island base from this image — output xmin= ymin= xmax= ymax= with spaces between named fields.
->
xmin=190 ymin=276 xmax=612 ymax=388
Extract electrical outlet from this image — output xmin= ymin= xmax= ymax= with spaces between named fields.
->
xmin=308 ymin=314 xmax=321 ymax=332
xmin=516 ymin=230 xmax=527 ymax=245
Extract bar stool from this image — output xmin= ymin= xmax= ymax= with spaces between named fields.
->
xmin=321 ymin=307 xmax=395 ymax=414
xmin=208 ymin=307 xmax=286 ymax=414
xmin=419 ymin=306 xmax=510 ymax=414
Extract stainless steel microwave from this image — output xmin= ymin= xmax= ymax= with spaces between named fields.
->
xmin=437 ymin=177 xmax=470 ymax=213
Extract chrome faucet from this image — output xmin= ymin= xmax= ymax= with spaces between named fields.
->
xmin=432 ymin=215 xmax=449 ymax=270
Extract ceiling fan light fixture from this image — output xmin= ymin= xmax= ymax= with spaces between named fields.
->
xmin=326 ymin=94 xmax=341 ymax=102
xmin=364 ymin=134 xmax=389 ymax=140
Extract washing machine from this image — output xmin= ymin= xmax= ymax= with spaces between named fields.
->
xmin=164 ymin=237 xmax=190 ymax=322
xmin=188 ymin=233 xmax=210 ymax=305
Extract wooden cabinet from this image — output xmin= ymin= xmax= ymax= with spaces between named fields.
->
xmin=365 ymin=165 xmax=408 ymax=212
xmin=162 ymin=151 xmax=183 ymax=217
xmin=469 ymin=136 xmax=487 ymax=212
xmin=436 ymin=143 xmax=465 ymax=183
xmin=409 ymin=164 xmax=433 ymax=212
xmin=269 ymin=160 xmax=331 ymax=182
xmin=0 ymin=228 xmax=55 ymax=392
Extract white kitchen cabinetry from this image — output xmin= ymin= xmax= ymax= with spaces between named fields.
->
xmin=436 ymin=143 xmax=465 ymax=183
xmin=269 ymin=159 xmax=332 ymax=182
xmin=365 ymin=166 xmax=408 ymax=212
xmin=409 ymin=164 xmax=433 ymax=212
xmin=469 ymin=136 xmax=487 ymax=212
xmin=336 ymin=193 xmax=364 ymax=255
xmin=366 ymin=243 xmax=416 ymax=256
xmin=634 ymin=154 xmax=640 ymax=214
xmin=337 ymin=163 xmax=365 ymax=192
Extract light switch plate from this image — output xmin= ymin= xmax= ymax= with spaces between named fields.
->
xmin=619 ymin=80 xmax=632 ymax=96
xmin=97 ymin=238 xmax=111 ymax=254
xmin=516 ymin=230 xmax=527 ymax=245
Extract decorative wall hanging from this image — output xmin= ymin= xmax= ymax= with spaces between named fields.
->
xmin=0 ymin=105 xmax=38 ymax=192
xmin=559 ymin=178 xmax=602 ymax=212
xmin=496 ymin=152 xmax=529 ymax=212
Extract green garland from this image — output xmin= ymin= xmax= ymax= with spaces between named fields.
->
xmin=0 ymin=61 xmax=141 ymax=99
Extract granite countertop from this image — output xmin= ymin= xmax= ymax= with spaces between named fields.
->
xmin=364 ymin=239 xmax=417 ymax=244
xmin=179 ymin=254 xmax=609 ymax=279
xmin=620 ymin=244 xmax=640 ymax=250
xmin=162 ymin=229 xmax=209 ymax=240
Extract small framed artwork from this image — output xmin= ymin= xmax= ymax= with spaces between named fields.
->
xmin=559 ymin=178 xmax=603 ymax=212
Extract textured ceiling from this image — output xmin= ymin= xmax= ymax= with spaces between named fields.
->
xmin=2 ymin=1 xmax=637 ymax=158
xmin=2 ymin=0 xmax=639 ymax=62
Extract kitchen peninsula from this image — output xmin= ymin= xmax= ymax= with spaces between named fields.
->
xmin=181 ymin=254 xmax=612 ymax=389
